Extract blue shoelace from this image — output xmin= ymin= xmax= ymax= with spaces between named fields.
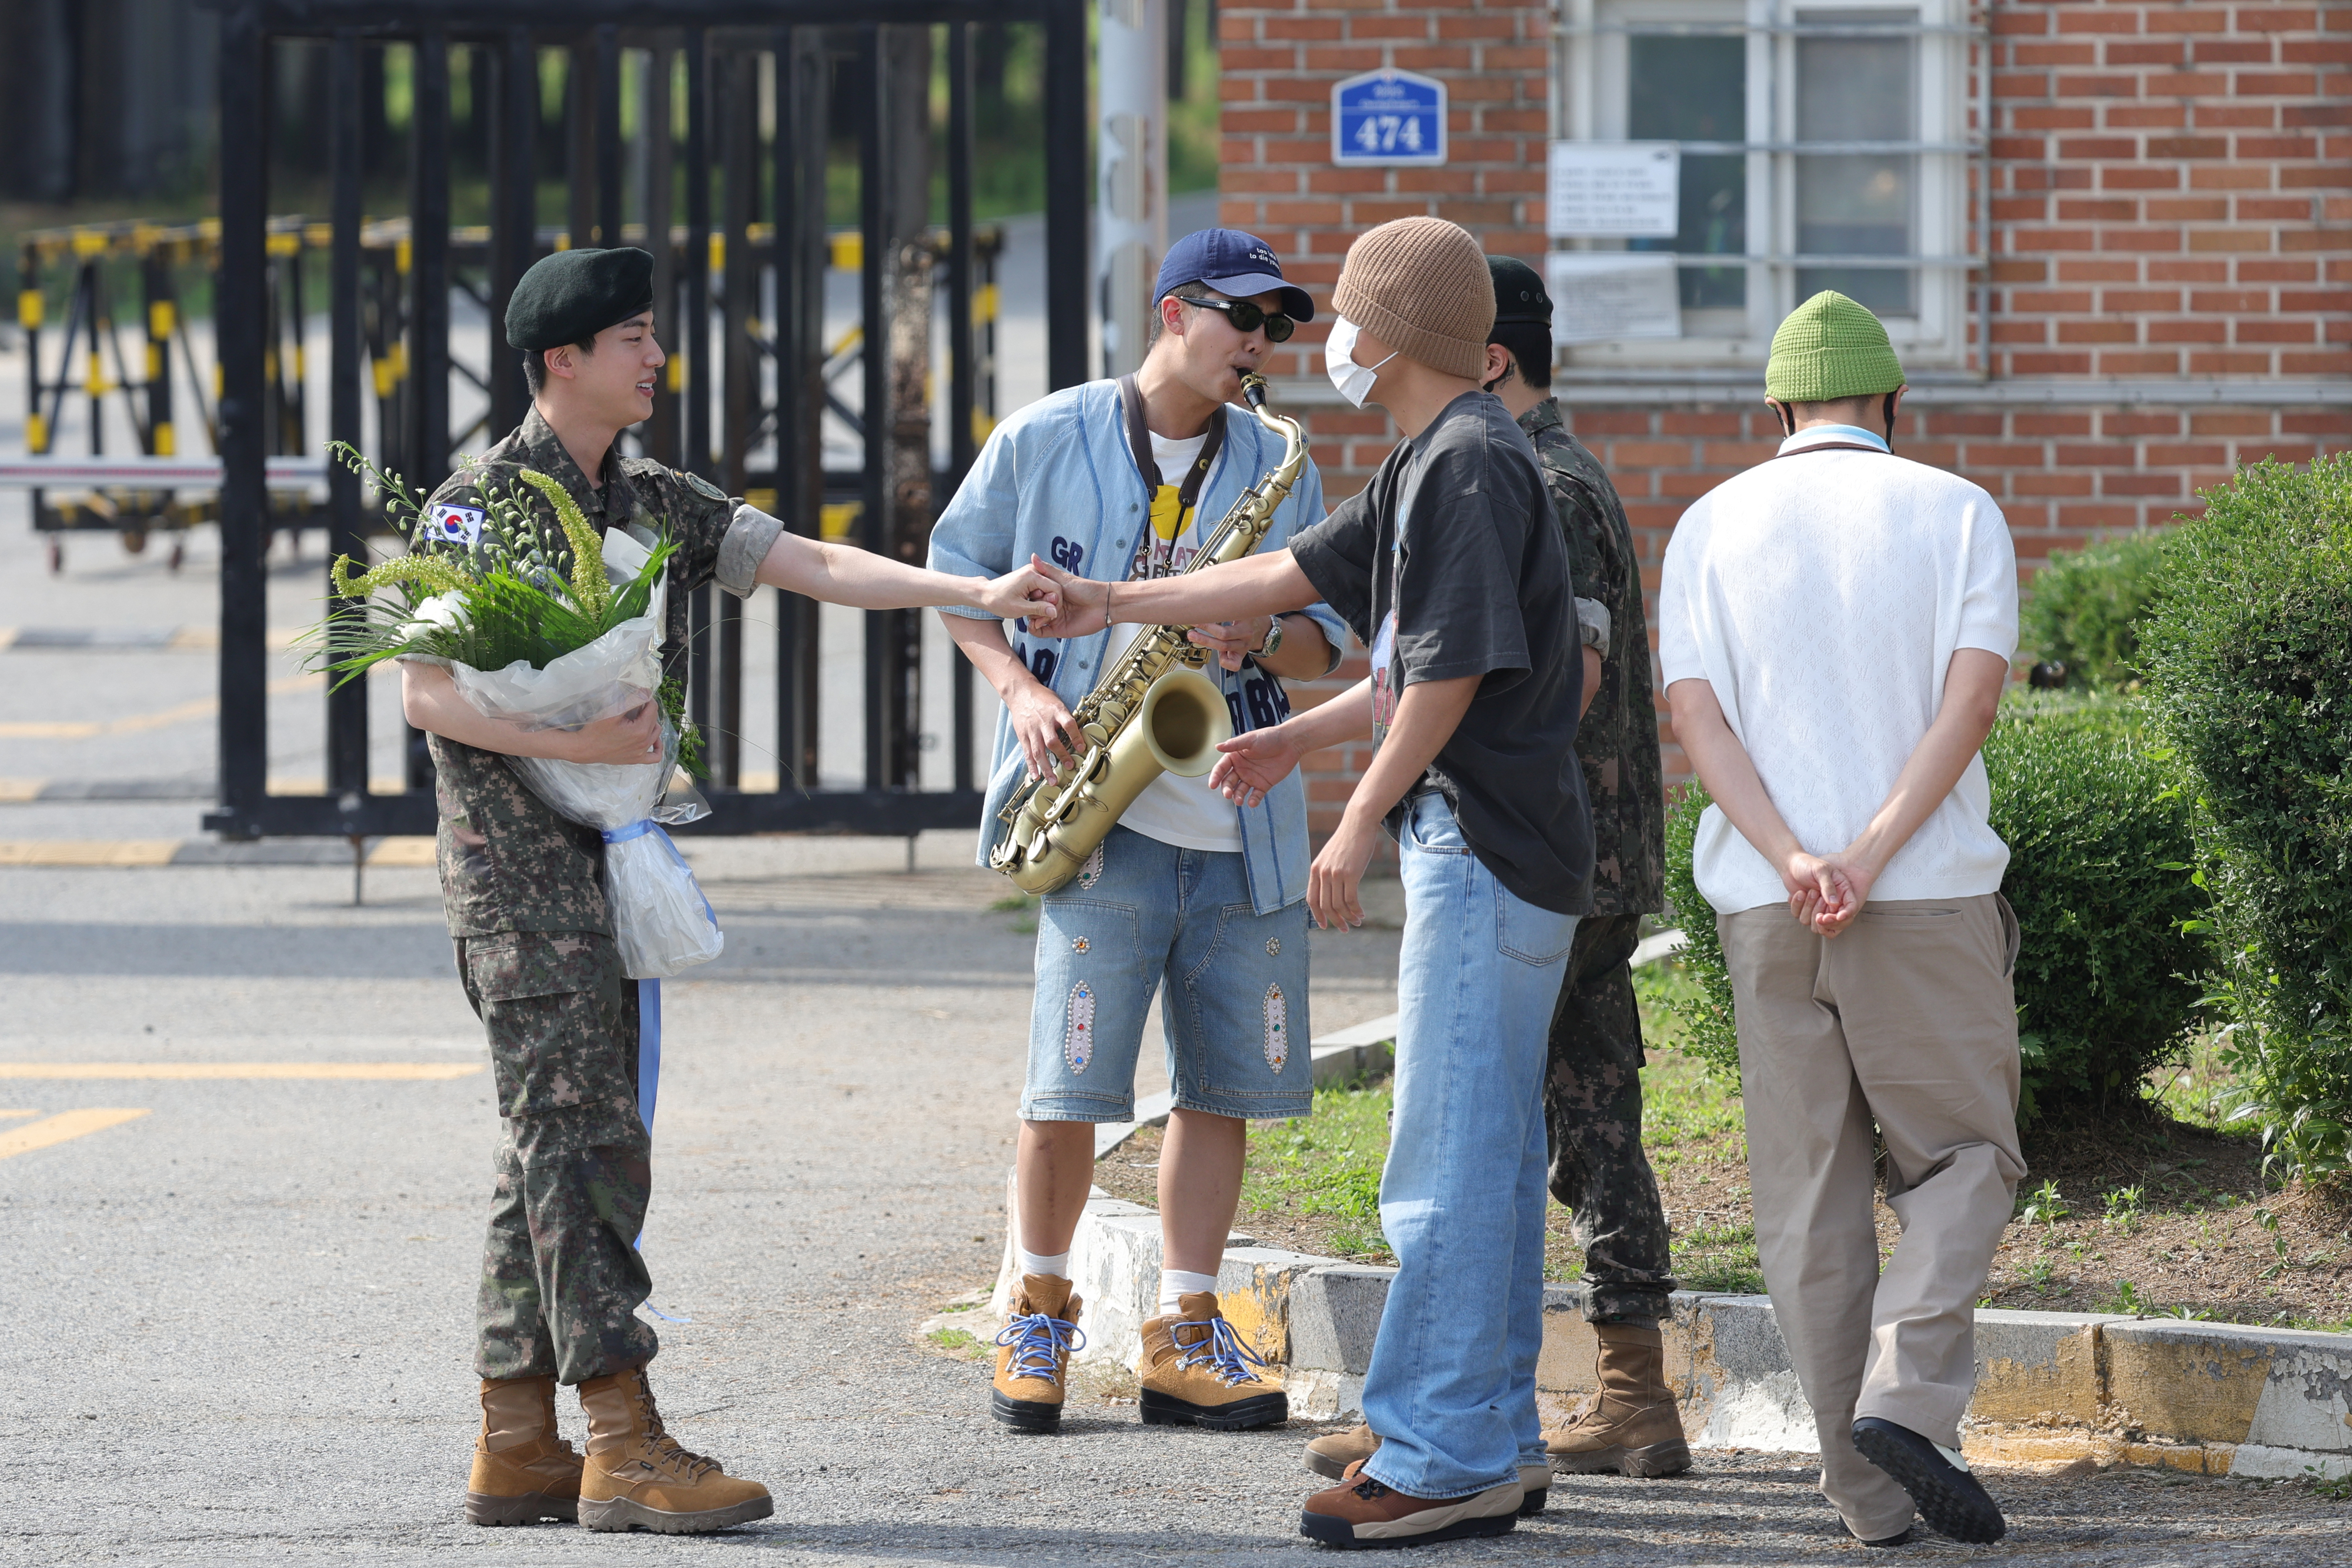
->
xmin=1174 ymin=1314 xmax=1269 ymax=1387
xmin=995 ymin=1310 xmax=1085 ymax=1383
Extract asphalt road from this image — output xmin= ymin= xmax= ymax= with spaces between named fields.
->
xmin=6 ymin=839 xmax=2347 ymax=1568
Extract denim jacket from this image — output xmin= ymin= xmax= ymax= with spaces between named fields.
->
xmin=928 ymin=379 xmax=1347 ymax=915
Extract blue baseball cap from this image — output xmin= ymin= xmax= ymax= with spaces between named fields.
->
xmin=1155 ymin=229 xmax=1315 ymax=323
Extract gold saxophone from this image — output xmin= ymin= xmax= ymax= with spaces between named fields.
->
xmin=990 ymin=372 xmax=1308 ymax=896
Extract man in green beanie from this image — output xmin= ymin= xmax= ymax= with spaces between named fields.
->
xmin=1474 ymin=255 xmax=1688 ymax=1482
xmin=406 ymin=246 xmax=1055 ymax=1534
xmin=1658 ymin=290 xmax=2021 ymax=1547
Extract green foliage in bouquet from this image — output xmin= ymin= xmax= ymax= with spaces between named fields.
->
xmin=2141 ymin=454 xmax=2352 ymax=1183
xmin=305 ymin=442 xmax=706 ymax=778
xmin=310 ymin=442 xmax=674 ymax=684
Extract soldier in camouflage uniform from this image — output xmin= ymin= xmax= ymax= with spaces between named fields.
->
xmin=403 ymin=247 xmax=1055 ymax=1533
xmin=1481 ymin=258 xmax=1689 ymax=1479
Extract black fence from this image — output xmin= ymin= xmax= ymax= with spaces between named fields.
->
xmin=198 ymin=0 xmax=1089 ymax=841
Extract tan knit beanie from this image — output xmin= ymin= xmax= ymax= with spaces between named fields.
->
xmin=1332 ymin=217 xmax=1494 ymax=381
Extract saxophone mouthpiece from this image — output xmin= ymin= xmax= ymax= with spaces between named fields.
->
xmin=1240 ymin=372 xmax=1268 ymax=410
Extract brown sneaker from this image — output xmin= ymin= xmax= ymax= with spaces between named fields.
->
xmin=1542 ymin=1320 xmax=1692 ymax=1478
xmin=1299 ymin=1459 xmax=1519 ymax=1549
xmin=575 ymin=1367 xmax=773 ymax=1534
xmin=1305 ymin=1428 xmax=1548 ymax=1517
xmin=465 ymin=1376 xmax=583 ymax=1526
xmin=1137 ymin=1290 xmax=1288 ymax=1430
xmin=991 ymin=1273 xmax=1085 ymax=1433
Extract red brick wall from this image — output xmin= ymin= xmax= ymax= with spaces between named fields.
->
xmin=1990 ymin=0 xmax=2351 ymax=382
xmin=1221 ymin=0 xmax=2352 ymax=828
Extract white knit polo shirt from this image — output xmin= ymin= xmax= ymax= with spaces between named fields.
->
xmin=1657 ymin=425 xmax=2019 ymax=915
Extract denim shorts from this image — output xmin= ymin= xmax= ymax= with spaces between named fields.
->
xmin=1023 ymin=825 xmax=1314 ymax=1123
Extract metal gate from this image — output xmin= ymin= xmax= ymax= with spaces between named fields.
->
xmin=199 ymin=0 xmax=1090 ymax=841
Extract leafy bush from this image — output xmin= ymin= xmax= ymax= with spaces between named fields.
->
xmin=2141 ymin=454 xmax=2352 ymax=1182
xmin=1661 ymin=695 xmax=2208 ymax=1124
xmin=1982 ymin=694 xmax=2208 ymax=1121
xmin=2019 ymin=533 xmax=2170 ymax=690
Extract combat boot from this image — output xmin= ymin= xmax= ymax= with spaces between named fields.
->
xmin=1543 ymin=1320 xmax=1692 ymax=1478
xmin=1136 ymin=1290 xmax=1288 ymax=1430
xmin=576 ymin=1367 xmax=774 ymax=1533
xmin=1305 ymin=1425 xmax=1549 ymax=1516
xmin=465 ymin=1375 xmax=583 ymax=1526
xmin=991 ymin=1273 xmax=1085 ymax=1433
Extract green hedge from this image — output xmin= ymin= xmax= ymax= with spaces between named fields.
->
xmin=2018 ymin=533 xmax=2169 ymax=690
xmin=1662 ymin=696 xmax=2207 ymax=1124
xmin=2141 ymin=454 xmax=2352 ymax=1181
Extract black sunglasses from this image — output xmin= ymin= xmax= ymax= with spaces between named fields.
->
xmin=1174 ymin=295 xmax=1296 ymax=342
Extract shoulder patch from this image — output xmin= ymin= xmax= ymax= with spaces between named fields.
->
xmin=680 ymin=470 xmax=729 ymax=503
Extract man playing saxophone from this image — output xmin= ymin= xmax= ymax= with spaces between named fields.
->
xmin=927 ymin=229 xmax=1347 ymax=1435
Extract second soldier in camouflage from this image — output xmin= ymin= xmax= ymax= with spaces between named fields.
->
xmin=1481 ymin=256 xmax=1689 ymax=1480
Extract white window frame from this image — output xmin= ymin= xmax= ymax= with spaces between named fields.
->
xmin=1552 ymin=0 xmax=1982 ymax=374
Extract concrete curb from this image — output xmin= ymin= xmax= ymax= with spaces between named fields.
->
xmin=967 ymin=1200 xmax=2352 ymax=1477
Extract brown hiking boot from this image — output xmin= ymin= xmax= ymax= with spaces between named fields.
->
xmin=1299 ymin=1459 xmax=1519 ymax=1549
xmin=465 ymin=1376 xmax=583 ymax=1526
xmin=1543 ymin=1320 xmax=1692 ymax=1478
xmin=1305 ymin=1427 xmax=1548 ymax=1516
xmin=1137 ymin=1290 xmax=1288 ymax=1430
xmin=575 ymin=1367 xmax=773 ymax=1534
xmin=1304 ymin=1422 xmax=1379 ymax=1480
xmin=991 ymin=1273 xmax=1085 ymax=1433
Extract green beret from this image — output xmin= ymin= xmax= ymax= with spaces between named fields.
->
xmin=1486 ymin=255 xmax=1552 ymax=329
xmin=505 ymin=247 xmax=656 ymax=352
xmin=1766 ymin=290 xmax=1905 ymax=403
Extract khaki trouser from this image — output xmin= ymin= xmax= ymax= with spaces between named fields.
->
xmin=1720 ymin=894 xmax=2025 ymax=1540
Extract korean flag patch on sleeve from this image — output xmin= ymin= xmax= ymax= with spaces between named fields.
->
xmin=426 ymin=503 xmax=486 ymax=547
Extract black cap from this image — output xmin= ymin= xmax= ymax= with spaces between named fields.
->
xmin=505 ymin=247 xmax=656 ymax=352
xmin=1486 ymin=255 xmax=1552 ymax=329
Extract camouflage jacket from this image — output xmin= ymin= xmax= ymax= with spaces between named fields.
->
xmin=418 ymin=408 xmax=763 ymax=938
xmin=1520 ymin=398 xmax=1663 ymax=918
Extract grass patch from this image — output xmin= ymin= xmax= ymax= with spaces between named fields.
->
xmin=926 ymin=1326 xmax=987 ymax=1359
xmin=1088 ymin=958 xmax=2352 ymax=1328
xmin=988 ymin=891 xmax=1040 ymax=932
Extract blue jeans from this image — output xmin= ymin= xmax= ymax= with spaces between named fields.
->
xmin=1362 ymin=793 xmax=1578 ymax=1499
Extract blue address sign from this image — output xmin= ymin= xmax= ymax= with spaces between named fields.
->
xmin=1331 ymin=69 xmax=1446 ymax=168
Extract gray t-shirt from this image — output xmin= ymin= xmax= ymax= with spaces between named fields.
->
xmin=1290 ymin=391 xmax=1593 ymax=916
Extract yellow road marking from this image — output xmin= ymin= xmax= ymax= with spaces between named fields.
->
xmin=0 ymin=778 xmax=42 ymax=803
xmin=0 ymin=1063 xmax=482 ymax=1081
xmin=0 ymin=840 xmax=180 ymax=867
xmin=0 ymin=672 xmax=320 ymax=740
xmin=0 ymin=1109 xmax=39 ymax=1119
xmin=366 ymin=837 xmax=437 ymax=867
xmin=0 ymin=1108 xmax=150 ymax=1162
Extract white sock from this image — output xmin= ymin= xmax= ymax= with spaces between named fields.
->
xmin=1016 ymin=1248 xmax=1070 ymax=1281
xmin=1159 ymin=1268 xmax=1220 ymax=1315
xmin=1934 ymin=1442 xmax=1972 ymax=1472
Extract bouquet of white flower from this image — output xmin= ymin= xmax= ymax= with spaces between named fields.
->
xmin=306 ymin=444 xmax=722 ymax=978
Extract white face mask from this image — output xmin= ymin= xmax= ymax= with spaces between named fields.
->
xmin=1324 ymin=316 xmax=1398 ymax=410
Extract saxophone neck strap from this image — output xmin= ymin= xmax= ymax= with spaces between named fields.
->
xmin=1117 ymin=372 xmax=1225 ymax=517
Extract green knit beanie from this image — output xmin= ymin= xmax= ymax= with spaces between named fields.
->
xmin=1765 ymin=290 xmax=1905 ymax=403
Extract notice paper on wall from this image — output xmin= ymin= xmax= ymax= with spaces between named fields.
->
xmin=1546 ymin=142 xmax=1681 ymax=238
xmin=1545 ymin=253 xmax=1683 ymax=344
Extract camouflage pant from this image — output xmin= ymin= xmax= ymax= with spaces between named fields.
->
xmin=1544 ymin=911 xmax=1678 ymax=1323
xmin=457 ymin=930 xmax=659 ymax=1385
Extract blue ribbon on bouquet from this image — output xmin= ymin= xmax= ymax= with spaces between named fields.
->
xmin=600 ymin=817 xmax=720 ymax=1325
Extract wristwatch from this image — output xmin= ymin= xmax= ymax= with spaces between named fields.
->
xmin=1253 ymin=616 xmax=1285 ymax=660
